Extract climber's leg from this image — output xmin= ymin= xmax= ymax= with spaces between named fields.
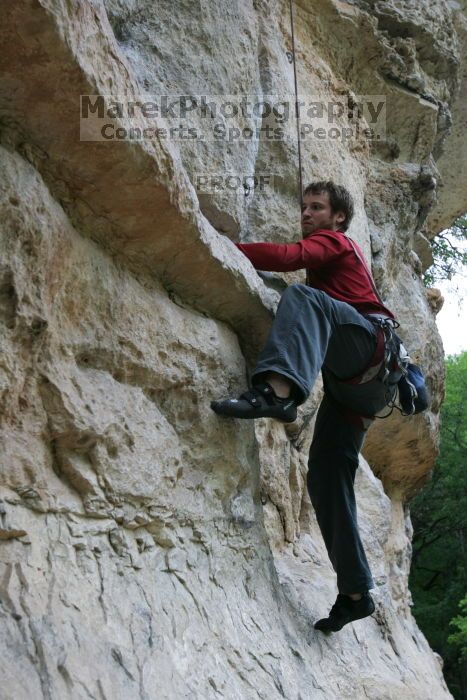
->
xmin=211 ymin=284 xmax=377 ymax=420
xmin=251 ymin=284 xmax=376 ymax=403
xmin=261 ymin=371 xmax=294 ymax=399
xmin=307 ymin=395 xmax=374 ymax=595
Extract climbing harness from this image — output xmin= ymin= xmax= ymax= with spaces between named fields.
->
xmin=345 ymin=236 xmax=428 ymax=417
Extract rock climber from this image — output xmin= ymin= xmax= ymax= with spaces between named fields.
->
xmin=211 ymin=180 xmax=398 ymax=632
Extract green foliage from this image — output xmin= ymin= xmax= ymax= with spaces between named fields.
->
xmin=409 ymin=352 xmax=467 ymax=699
xmin=424 ymin=214 xmax=467 ymax=287
xmin=448 ymin=595 xmax=467 ymax=659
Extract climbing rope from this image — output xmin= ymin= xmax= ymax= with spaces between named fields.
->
xmin=288 ymin=0 xmax=303 ymax=209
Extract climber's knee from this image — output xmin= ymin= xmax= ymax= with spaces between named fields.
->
xmin=283 ymin=283 xmax=330 ymax=310
xmin=286 ymin=282 xmax=311 ymax=295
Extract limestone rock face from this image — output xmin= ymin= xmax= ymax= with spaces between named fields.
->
xmin=427 ymin=2 xmax=467 ymax=234
xmin=0 ymin=0 xmax=461 ymax=698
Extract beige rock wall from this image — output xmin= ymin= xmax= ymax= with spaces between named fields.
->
xmin=427 ymin=2 xmax=467 ymax=235
xmin=0 ymin=0 xmax=462 ymax=698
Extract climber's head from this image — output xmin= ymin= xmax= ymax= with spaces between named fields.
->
xmin=301 ymin=181 xmax=354 ymax=235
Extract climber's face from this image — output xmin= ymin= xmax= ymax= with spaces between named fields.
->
xmin=301 ymin=191 xmax=346 ymax=236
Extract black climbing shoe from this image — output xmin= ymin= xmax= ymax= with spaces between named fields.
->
xmin=210 ymin=382 xmax=297 ymax=423
xmin=314 ymin=592 xmax=375 ymax=632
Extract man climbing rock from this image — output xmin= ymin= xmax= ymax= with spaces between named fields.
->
xmin=211 ymin=181 xmax=398 ymax=632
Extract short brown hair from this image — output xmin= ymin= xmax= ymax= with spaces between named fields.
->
xmin=303 ymin=181 xmax=354 ymax=232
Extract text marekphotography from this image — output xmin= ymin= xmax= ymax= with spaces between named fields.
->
xmin=80 ymin=94 xmax=386 ymax=142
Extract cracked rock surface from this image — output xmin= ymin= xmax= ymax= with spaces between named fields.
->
xmin=0 ymin=0 xmax=462 ymax=698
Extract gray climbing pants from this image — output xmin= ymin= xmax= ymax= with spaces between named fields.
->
xmin=252 ymin=284 xmax=394 ymax=594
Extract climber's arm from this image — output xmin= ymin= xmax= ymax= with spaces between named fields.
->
xmin=235 ymin=242 xmax=305 ymax=271
xmin=235 ymin=233 xmax=344 ymax=272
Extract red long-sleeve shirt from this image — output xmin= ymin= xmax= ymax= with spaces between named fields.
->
xmin=236 ymin=229 xmax=395 ymax=319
